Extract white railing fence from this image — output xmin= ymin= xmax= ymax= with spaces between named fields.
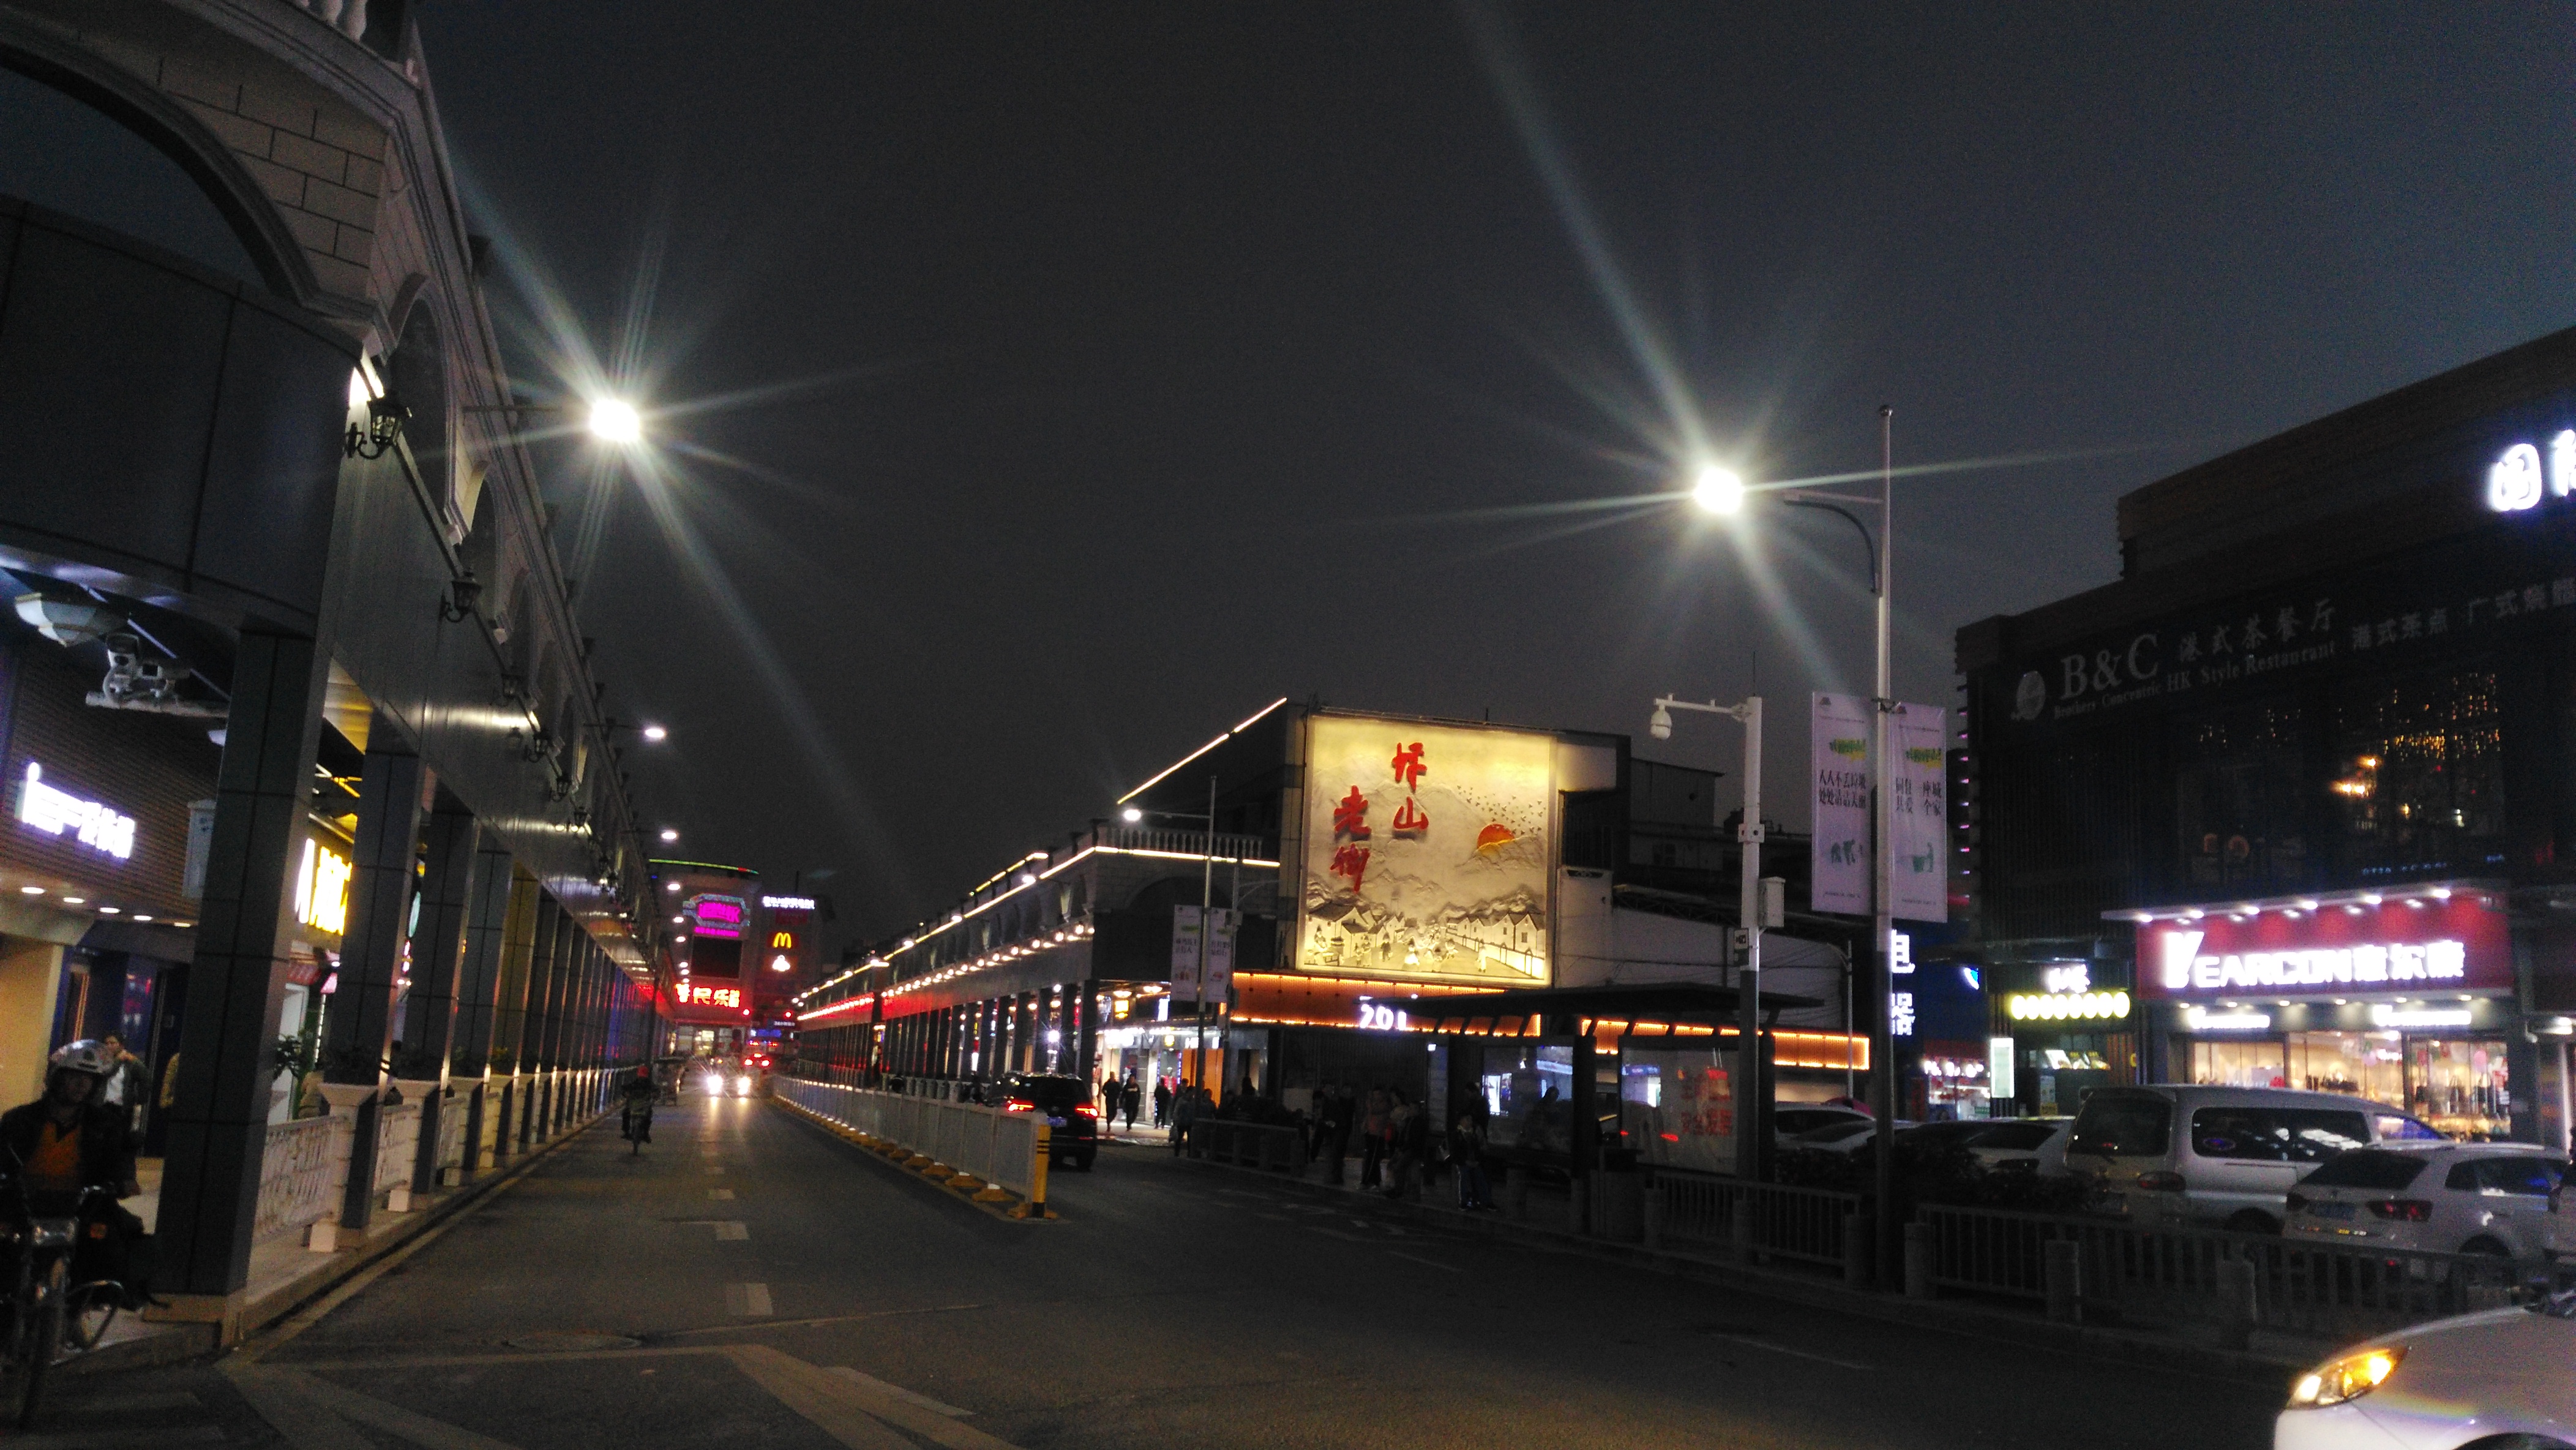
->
xmin=434 ymin=1089 xmax=466 ymax=1174
xmin=372 ymin=1102 xmax=422 ymax=1204
xmin=774 ymin=1078 xmax=1041 ymax=1200
xmin=253 ymin=1114 xmax=350 ymax=1242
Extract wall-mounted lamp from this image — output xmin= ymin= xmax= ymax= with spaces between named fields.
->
xmin=438 ymin=571 xmax=482 ymax=624
xmin=346 ymin=392 xmax=409 ymax=459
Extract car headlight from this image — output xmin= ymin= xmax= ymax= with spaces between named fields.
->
xmin=2288 ymin=1347 xmax=2405 ymax=1408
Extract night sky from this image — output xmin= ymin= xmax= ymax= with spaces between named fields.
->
xmin=417 ymin=4 xmax=2576 ymax=952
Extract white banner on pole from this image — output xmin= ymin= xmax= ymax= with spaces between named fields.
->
xmin=1203 ymin=908 xmax=1237 ymax=1002
xmin=1170 ymin=906 xmax=1204 ymax=1000
xmin=1810 ymin=694 xmax=1870 ymax=914
xmin=1890 ymin=704 xmax=1950 ymax=923
xmin=1810 ymin=694 xmax=1950 ymax=922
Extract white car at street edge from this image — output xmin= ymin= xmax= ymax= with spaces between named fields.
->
xmin=2285 ymin=1144 xmax=2572 ymax=1259
xmin=2275 ymin=1293 xmax=2576 ymax=1450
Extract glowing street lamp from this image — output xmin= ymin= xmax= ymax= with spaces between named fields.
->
xmin=659 ymin=827 xmax=680 ymax=843
xmin=1693 ymin=464 xmax=1747 ymax=515
xmin=588 ymin=397 xmax=643 ymax=444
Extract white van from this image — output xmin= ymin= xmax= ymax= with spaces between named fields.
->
xmin=2064 ymin=1084 xmax=2447 ymax=1234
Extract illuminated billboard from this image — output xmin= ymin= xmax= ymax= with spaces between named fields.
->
xmin=1295 ymin=715 xmax=1551 ymax=985
xmin=690 ymin=894 xmax=746 ymax=939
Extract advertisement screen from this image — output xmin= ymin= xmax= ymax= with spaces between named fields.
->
xmin=1295 ymin=715 xmax=1551 ymax=985
xmin=690 ymin=934 xmax=743 ymax=980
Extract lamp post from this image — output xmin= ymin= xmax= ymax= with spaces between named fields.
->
xmin=1694 ymin=405 xmax=1901 ymax=1283
xmin=462 ymin=397 xmax=646 ymax=443
xmin=1121 ymin=775 xmax=1223 ymax=1108
xmin=1649 ymin=694 xmax=1767 ymax=1183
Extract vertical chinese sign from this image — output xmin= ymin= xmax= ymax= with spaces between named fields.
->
xmin=1809 ymin=695 xmax=1949 ymax=923
xmin=1295 ymin=716 xmax=1552 ymax=985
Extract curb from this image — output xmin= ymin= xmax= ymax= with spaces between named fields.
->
xmin=768 ymin=1098 xmax=1055 ymax=1222
xmin=1172 ymin=1153 xmax=2310 ymax=1385
xmin=110 ymin=1107 xmax=617 ymax=1367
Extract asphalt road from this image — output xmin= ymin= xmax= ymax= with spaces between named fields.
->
xmin=54 ymin=1088 xmax=2291 ymax=1449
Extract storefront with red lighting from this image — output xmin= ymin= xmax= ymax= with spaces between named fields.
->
xmin=2130 ymin=885 xmax=2525 ymax=1138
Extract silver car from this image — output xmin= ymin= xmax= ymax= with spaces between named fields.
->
xmin=2065 ymin=1085 xmax=2446 ymax=1234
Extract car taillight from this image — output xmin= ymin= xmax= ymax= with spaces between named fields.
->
xmin=2285 ymin=1193 xmax=2308 ymax=1214
xmin=1073 ymin=1105 xmax=1098 ymax=1118
xmin=1004 ymin=1099 xmax=1035 ymax=1113
xmin=2134 ymin=1171 xmax=2187 ymax=1192
xmin=2365 ymin=1199 xmax=2433 ymax=1222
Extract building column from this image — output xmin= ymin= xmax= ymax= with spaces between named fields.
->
xmin=322 ymin=710 xmax=427 ymax=1235
xmin=489 ymin=872 xmax=541 ymax=1160
xmin=159 ymin=629 xmax=329 ymax=1296
xmin=516 ymin=897 xmax=564 ymax=1151
xmin=395 ymin=787 xmax=477 ymax=1194
xmin=448 ymin=836 xmax=514 ymax=1178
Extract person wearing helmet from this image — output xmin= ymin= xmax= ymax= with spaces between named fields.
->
xmin=0 ymin=1041 xmax=140 ymax=1200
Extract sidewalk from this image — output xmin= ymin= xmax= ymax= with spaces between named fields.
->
xmin=1153 ymin=1141 xmax=2328 ymax=1383
xmin=84 ymin=1110 xmax=614 ymax=1373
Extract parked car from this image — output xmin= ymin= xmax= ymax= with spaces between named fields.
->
xmin=2275 ymin=1291 xmax=2576 ymax=1450
xmin=994 ymin=1073 xmax=1099 ymax=1171
xmin=2065 ymin=1085 xmax=2447 ymax=1234
xmin=1775 ymin=1105 xmax=1873 ymax=1146
xmin=1786 ymin=1119 xmax=1917 ymax=1155
xmin=2284 ymin=1144 xmax=2572 ymax=1259
xmin=1964 ymin=1119 xmax=2072 ymax=1177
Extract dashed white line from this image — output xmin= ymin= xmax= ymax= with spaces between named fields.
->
xmin=1386 ymin=1251 xmax=1461 ymax=1273
xmin=725 ymin=1282 xmax=773 ymax=1317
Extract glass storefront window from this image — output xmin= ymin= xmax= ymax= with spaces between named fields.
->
xmin=2409 ymin=1037 xmax=2512 ymax=1139
xmin=2191 ymin=1038 xmax=2286 ymax=1089
xmin=2285 ymin=1031 xmax=2403 ymax=1103
xmin=1483 ymin=1045 xmax=1574 ymax=1154
xmin=1622 ymin=1046 xmax=1735 ymax=1174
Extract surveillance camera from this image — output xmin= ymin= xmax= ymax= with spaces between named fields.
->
xmin=1649 ymin=705 xmax=1673 ymax=741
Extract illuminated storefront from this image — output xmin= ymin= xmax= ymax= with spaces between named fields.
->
xmin=1988 ymin=958 xmax=2137 ymax=1117
xmin=2128 ymin=886 xmax=2520 ymax=1138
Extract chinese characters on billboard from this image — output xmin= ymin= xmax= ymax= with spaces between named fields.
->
xmin=676 ymin=983 xmax=743 ymax=1010
xmin=1297 ymin=717 xmax=1551 ymax=985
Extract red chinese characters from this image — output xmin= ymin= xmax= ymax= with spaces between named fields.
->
xmin=1391 ymin=796 xmax=1429 ymax=833
xmin=1391 ymin=742 xmax=1426 ymax=790
xmin=1330 ymin=843 xmax=1371 ymax=892
xmin=1333 ymin=786 xmax=1371 ymax=839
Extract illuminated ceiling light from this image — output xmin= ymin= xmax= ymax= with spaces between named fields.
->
xmin=1691 ymin=464 xmax=1746 ymax=514
xmin=61 ymin=897 xmax=83 ymax=905
xmin=2182 ymin=909 xmax=2204 ymax=920
xmin=2361 ymin=893 xmax=2381 ymax=905
xmin=666 ymin=882 xmax=681 ymax=892
xmin=641 ymin=724 xmax=668 ymax=743
xmin=16 ymin=886 xmax=39 ymax=895
xmin=1120 ymin=806 xmax=1143 ymax=823
xmin=659 ymin=828 xmax=679 ymax=843
xmin=2430 ymin=886 xmax=2453 ymax=900
xmin=133 ymin=914 xmax=151 ymax=922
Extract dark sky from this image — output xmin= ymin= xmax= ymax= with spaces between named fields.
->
xmin=417 ymin=4 xmax=2576 ymax=952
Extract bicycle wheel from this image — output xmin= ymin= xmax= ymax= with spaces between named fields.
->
xmin=63 ymin=1282 xmax=116 ymax=1352
xmin=12 ymin=1260 xmax=62 ymax=1429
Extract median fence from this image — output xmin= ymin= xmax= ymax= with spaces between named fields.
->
xmin=1185 ymin=1119 xmax=1308 ymax=1174
xmin=774 ymin=1077 xmax=1048 ymax=1213
xmin=1912 ymin=1201 xmax=2538 ymax=1345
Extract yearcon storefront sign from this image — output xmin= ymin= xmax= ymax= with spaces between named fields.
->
xmin=2133 ymin=892 xmax=2513 ymax=1001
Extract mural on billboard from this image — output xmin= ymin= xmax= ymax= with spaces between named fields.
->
xmin=1297 ymin=716 xmax=1551 ymax=985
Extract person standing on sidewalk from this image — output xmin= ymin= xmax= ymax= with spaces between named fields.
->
xmin=1451 ymin=1113 xmax=1492 ymax=1210
xmin=1358 ymin=1085 xmax=1390 ymax=1189
xmin=1385 ymin=1092 xmax=1428 ymax=1201
xmin=1152 ymin=1078 xmax=1173 ymax=1128
xmin=1318 ymin=1085 xmax=1354 ymax=1185
xmin=1120 ymin=1075 xmax=1141 ymax=1130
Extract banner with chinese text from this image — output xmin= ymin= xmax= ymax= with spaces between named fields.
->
xmin=1810 ymin=695 xmax=1949 ymax=922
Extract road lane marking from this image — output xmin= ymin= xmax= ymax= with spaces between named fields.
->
xmin=726 ymin=1282 xmax=774 ymax=1316
xmin=1386 ymin=1250 xmax=1461 ymax=1272
xmin=727 ymin=1345 xmax=1024 ymax=1450
xmin=705 ymin=1166 xmax=725 ymax=1175
xmin=714 ymin=1220 xmax=749 ymax=1240
xmin=710 ymin=1188 xmax=735 ymax=1200
xmin=658 ymin=1302 xmax=992 ymax=1339
xmin=827 ymin=1366 xmax=974 ymax=1418
xmin=1703 ymin=1333 xmax=1872 ymax=1371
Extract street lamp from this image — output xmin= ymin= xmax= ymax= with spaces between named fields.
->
xmin=1695 ymin=405 xmax=1901 ymax=1284
xmin=1124 ymin=784 xmax=1223 ymax=1113
xmin=1649 ymin=694 xmax=1769 ymax=1186
xmin=462 ymin=396 xmax=647 ymax=444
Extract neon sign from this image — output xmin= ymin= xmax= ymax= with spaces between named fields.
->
xmin=14 ymin=763 xmax=135 ymax=859
xmin=677 ymin=983 xmax=742 ymax=1009
xmin=760 ymin=895 xmax=817 ymax=911
xmin=294 ymin=838 xmax=351 ymax=935
xmin=2487 ymin=432 xmax=2576 ymax=513
xmin=690 ymin=895 xmax=745 ymax=939
xmin=2007 ymin=991 xmax=2132 ymax=1022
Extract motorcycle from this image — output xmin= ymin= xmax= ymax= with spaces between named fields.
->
xmin=0 ymin=1177 xmax=128 ymax=1427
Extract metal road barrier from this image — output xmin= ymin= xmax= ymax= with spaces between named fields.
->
xmin=253 ymin=1114 xmax=351 ymax=1243
xmin=1185 ymin=1119 xmax=1308 ymax=1174
xmin=1649 ymin=1170 xmax=1861 ymax=1269
xmin=1915 ymin=1201 xmax=2536 ymax=1341
xmin=774 ymin=1078 xmax=1044 ymax=1202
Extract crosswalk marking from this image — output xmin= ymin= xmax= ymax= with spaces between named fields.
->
xmin=713 ymin=1220 xmax=748 ymax=1240
xmin=726 ymin=1282 xmax=773 ymax=1316
xmin=710 ymin=1188 xmax=735 ymax=1200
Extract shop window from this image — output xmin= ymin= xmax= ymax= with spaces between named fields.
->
xmin=2331 ymin=668 xmax=2504 ymax=876
xmin=2190 ymin=1038 xmax=2286 ymax=1089
xmin=2407 ymin=1037 xmax=2511 ymax=1138
xmin=2285 ymin=1030 xmax=2403 ymax=1103
xmin=2174 ymin=702 xmax=2307 ymax=892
